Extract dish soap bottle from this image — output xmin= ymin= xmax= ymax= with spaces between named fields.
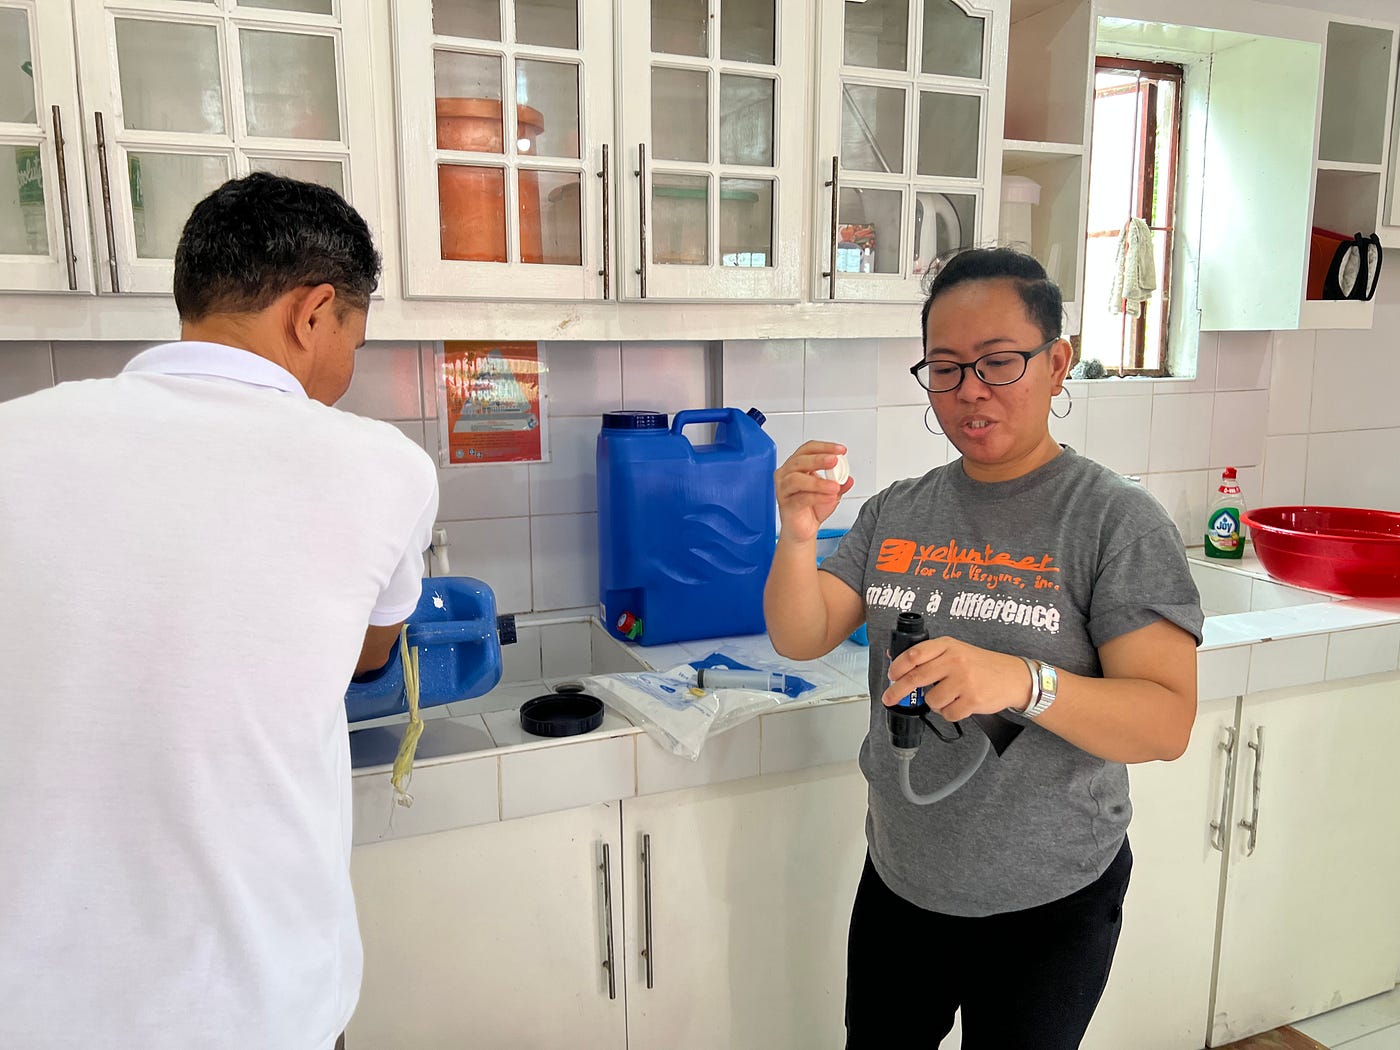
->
xmin=1205 ymin=467 xmax=1246 ymax=559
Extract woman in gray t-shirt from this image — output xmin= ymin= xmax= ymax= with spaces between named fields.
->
xmin=764 ymin=247 xmax=1202 ymax=1050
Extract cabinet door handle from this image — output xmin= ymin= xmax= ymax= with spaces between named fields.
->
xmin=641 ymin=832 xmax=654 ymax=989
xmin=597 ymin=143 xmax=612 ymax=300
xmin=93 ymin=112 xmax=120 ymax=293
xmin=821 ymin=156 xmax=838 ymax=300
xmin=50 ymin=106 xmax=77 ymax=291
xmin=633 ymin=144 xmax=648 ymax=299
xmin=599 ymin=843 xmax=616 ymax=1000
xmin=1238 ymin=726 xmax=1264 ymax=856
xmin=1209 ymin=725 xmax=1237 ymax=852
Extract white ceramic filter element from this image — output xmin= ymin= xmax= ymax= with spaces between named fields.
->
xmin=822 ymin=454 xmax=850 ymax=485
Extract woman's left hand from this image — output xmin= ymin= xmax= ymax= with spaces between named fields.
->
xmin=881 ymin=637 xmax=1032 ymax=721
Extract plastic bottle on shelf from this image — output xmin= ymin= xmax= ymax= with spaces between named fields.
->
xmin=1205 ymin=467 xmax=1246 ymax=560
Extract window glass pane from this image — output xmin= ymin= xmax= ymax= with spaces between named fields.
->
xmin=912 ymin=190 xmax=975 ymax=276
xmin=516 ymin=59 xmax=579 ymax=159
xmin=843 ymin=0 xmax=908 ymax=71
xmin=720 ymin=177 xmax=772 ymax=267
xmin=0 ymin=9 xmax=37 ymax=124
xmin=721 ymin=0 xmax=774 ymax=64
xmin=239 ymin=0 xmax=334 ymax=14
xmin=921 ymin=0 xmax=984 ymax=79
xmin=916 ymin=91 xmax=981 ymax=178
xmin=515 ymin=0 xmax=578 ymax=49
xmin=439 ymin=163 xmax=507 ymax=261
xmin=249 ymin=155 xmax=345 ymax=195
xmin=719 ymin=75 xmax=774 ymax=167
xmin=241 ymin=30 xmax=341 ymax=140
xmin=837 ymin=186 xmax=901 ymax=273
xmin=652 ymin=0 xmax=707 ymax=57
xmin=840 ymin=83 xmax=904 ymax=173
xmin=652 ymin=67 xmax=708 ymax=162
xmin=653 ymin=172 xmax=708 ymax=265
xmin=115 ymin=20 xmax=225 ymax=134
xmin=521 ymin=169 xmax=581 ymax=264
xmin=435 ymin=52 xmax=504 ymax=152
xmin=0 ymin=145 xmax=48 ymax=255
xmin=128 ymin=152 xmax=231 ymax=258
xmin=434 ymin=0 xmax=502 ymax=41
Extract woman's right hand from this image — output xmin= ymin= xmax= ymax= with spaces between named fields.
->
xmin=775 ymin=441 xmax=854 ymax=544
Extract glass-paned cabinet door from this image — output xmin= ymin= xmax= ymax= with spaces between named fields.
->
xmin=616 ymin=0 xmax=809 ymax=301
xmin=73 ymin=0 xmax=379 ymax=295
xmin=814 ymin=0 xmax=1007 ymax=302
xmin=0 ymin=1 xmax=96 ymax=293
xmin=394 ymin=0 xmax=613 ymax=299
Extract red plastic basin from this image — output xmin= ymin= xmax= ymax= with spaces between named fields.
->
xmin=1241 ymin=506 xmax=1400 ymax=598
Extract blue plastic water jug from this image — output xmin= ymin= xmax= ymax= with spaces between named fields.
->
xmin=597 ymin=408 xmax=776 ymax=646
xmin=344 ymin=576 xmax=503 ymax=723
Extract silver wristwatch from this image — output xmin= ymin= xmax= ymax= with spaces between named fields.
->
xmin=1019 ymin=657 xmax=1058 ymax=718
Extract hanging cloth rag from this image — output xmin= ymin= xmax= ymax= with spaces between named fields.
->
xmin=1109 ymin=217 xmax=1157 ymax=317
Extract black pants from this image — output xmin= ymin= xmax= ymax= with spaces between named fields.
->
xmin=845 ymin=839 xmax=1132 ymax=1050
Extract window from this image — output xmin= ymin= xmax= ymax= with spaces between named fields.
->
xmin=1081 ymin=58 xmax=1183 ymax=375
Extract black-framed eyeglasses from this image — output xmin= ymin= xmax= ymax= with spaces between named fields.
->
xmin=910 ymin=339 xmax=1058 ymax=394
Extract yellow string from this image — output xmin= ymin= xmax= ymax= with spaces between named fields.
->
xmin=390 ymin=626 xmax=423 ymax=806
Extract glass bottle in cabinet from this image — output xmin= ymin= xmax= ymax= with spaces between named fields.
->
xmin=73 ymin=0 xmax=376 ymax=295
xmin=0 ymin=0 xmax=94 ymax=293
xmin=814 ymin=0 xmax=1007 ymax=302
xmin=616 ymin=0 xmax=809 ymax=301
xmin=394 ymin=0 xmax=612 ymax=299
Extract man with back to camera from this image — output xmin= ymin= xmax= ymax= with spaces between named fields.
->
xmin=0 ymin=173 xmax=438 ymax=1050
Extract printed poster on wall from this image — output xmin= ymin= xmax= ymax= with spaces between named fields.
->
xmin=436 ymin=341 xmax=548 ymax=466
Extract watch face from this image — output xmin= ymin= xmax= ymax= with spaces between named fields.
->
xmin=1037 ymin=665 xmax=1057 ymax=694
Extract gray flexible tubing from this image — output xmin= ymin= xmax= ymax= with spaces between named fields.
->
xmin=895 ymin=732 xmax=991 ymax=805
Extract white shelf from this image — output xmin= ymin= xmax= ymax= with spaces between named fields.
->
xmin=1298 ymin=298 xmax=1375 ymax=330
xmin=1314 ymin=160 xmax=1384 ymax=175
xmin=1002 ymin=138 xmax=1085 ymax=158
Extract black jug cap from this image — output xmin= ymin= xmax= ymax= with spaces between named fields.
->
xmin=602 ymin=410 xmax=668 ymax=430
xmin=520 ymin=693 xmax=605 ymax=737
xmin=746 ymin=407 xmax=767 ymax=426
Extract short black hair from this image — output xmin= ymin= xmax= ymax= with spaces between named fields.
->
xmin=919 ymin=247 xmax=1064 ymax=344
xmin=173 ymin=172 xmax=381 ymax=322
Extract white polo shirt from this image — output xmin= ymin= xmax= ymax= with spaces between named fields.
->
xmin=0 ymin=342 xmax=438 ymax=1050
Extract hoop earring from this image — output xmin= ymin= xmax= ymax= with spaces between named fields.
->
xmin=924 ymin=406 xmax=944 ymax=436
xmin=1050 ymin=387 xmax=1073 ymax=420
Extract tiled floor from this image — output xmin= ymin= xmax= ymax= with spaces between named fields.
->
xmin=1292 ymin=984 xmax=1400 ymax=1049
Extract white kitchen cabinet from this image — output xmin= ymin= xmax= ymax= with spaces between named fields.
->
xmin=393 ymin=0 xmax=615 ymax=300
xmin=70 ymin=0 xmax=381 ymax=294
xmin=0 ymin=0 xmax=96 ymax=293
xmin=619 ymin=764 xmax=869 ymax=1050
xmin=349 ymin=801 xmax=627 ymax=1049
xmin=1209 ymin=675 xmax=1400 ymax=1046
xmin=812 ymin=0 xmax=1008 ymax=303
xmin=615 ymin=0 xmax=810 ymax=302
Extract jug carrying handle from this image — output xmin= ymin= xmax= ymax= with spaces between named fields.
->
xmin=406 ymin=618 xmax=496 ymax=647
xmin=670 ymin=409 xmax=735 ymax=438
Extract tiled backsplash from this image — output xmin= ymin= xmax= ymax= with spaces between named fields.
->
xmin=2 ymin=266 xmax=1397 ymax=618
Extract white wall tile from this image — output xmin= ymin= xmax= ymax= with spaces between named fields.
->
xmin=805 ymin=338 xmax=879 ymax=411
xmin=1310 ymin=325 xmax=1400 ymax=433
xmin=390 ymin=420 xmax=426 ymax=450
xmin=1048 ymin=389 xmax=1088 ymax=451
xmin=352 ymin=754 xmax=499 ymax=844
xmin=1261 ymin=435 xmax=1307 ymax=508
xmin=439 ymin=517 xmax=533 ymax=613
xmin=1249 ymin=579 xmax=1327 ymax=612
xmin=499 ymin=624 xmax=544 ymax=683
xmin=1306 ymin=430 xmax=1400 ymax=511
xmin=0 ymin=342 xmax=52 ymax=402
xmin=1214 ymin=331 xmax=1271 ymax=390
xmin=530 ymin=414 xmax=599 ymax=515
xmin=531 ymin=512 xmax=598 ymax=611
xmin=1084 ymin=395 xmax=1152 ymax=474
xmin=722 ymin=339 xmax=804 ymax=414
xmin=1189 ymin=563 xmax=1253 ymax=616
xmin=876 ymin=405 xmax=947 ymax=489
xmin=1325 ymin=625 xmax=1400 ymax=681
xmin=876 ymin=337 xmax=926 ymax=407
xmin=1196 ymin=646 xmax=1249 ymax=701
xmin=1179 ymin=332 xmax=1218 ymax=392
xmin=423 ymin=422 xmax=531 ymax=520
xmin=1085 ymin=376 xmax=1155 ymax=397
xmin=338 ymin=341 xmax=422 ymax=420
xmin=1266 ymin=330 xmax=1315 ymax=436
xmin=1247 ymin=634 xmax=1329 ymax=693
xmin=52 ymin=341 xmax=148 ymax=382
xmin=761 ymin=411 xmax=805 ymax=471
xmin=1145 ymin=470 xmax=1210 ymax=544
xmin=1148 ymin=392 xmax=1214 ymax=473
xmin=541 ymin=341 xmax=623 ymax=417
xmin=636 ymin=718 xmax=762 ymax=795
xmin=1209 ymin=390 xmax=1268 ymax=468
xmin=621 ymin=342 xmax=708 ymax=412
xmin=804 ymin=409 xmax=878 ymax=498
xmin=540 ymin=620 xmax=594 ymax=681
xmin=759 ymin=700 xmax=868 ymax=775
xmin=500 ymin=735 xmax=635 ymax=820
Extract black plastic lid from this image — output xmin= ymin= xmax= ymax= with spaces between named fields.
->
xmin=602 ymin=410 xmax=668 ymax=431
xmin=746 ymin=407 xmax=767 ymax=427
xmin=520 ymin=692 xmax=605 ymax=737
